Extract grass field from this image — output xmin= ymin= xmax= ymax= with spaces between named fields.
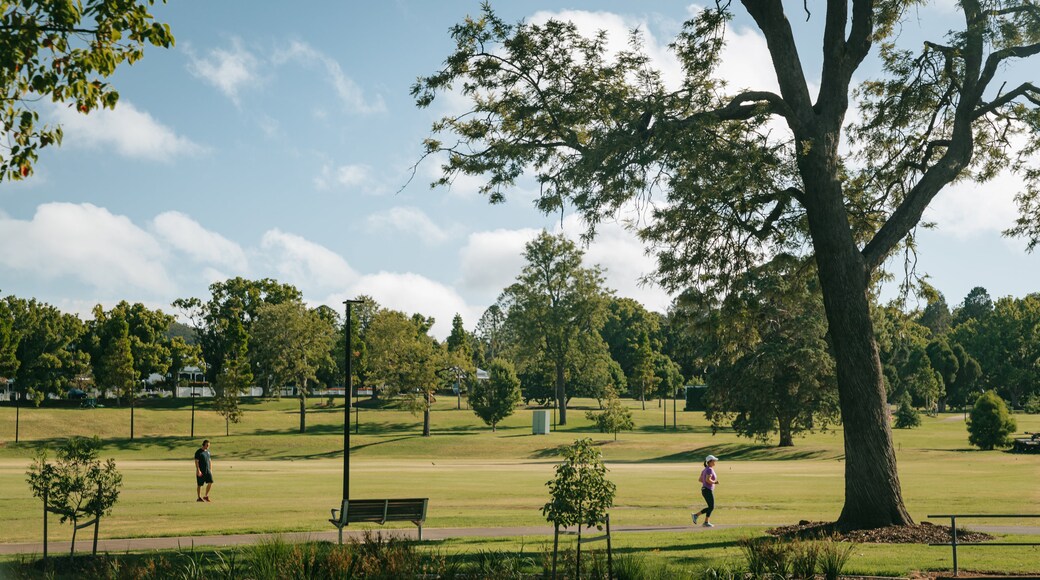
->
xmin=1 ymin=396 xmax=1039 ymax=575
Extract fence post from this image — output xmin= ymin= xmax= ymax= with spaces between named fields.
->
xmin=93 ymin=480 xmax=102 ymax=556
xmin=951 ymin=516 xmax=959 ymax=577
xmin=551 ymin=523 xmax=559 ymax=580
xmin=42 ymin=487 xmax=48 ymax=563
xmin=606 ymin=514 xmax=613 ymax=580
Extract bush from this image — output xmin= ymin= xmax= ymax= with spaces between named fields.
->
xmin=894 ymin=398 xmax=922 ymax=429
xmin=967 ymin=390 xmax=1017 ymax=450
xmin=1023 ymin=393 xmax=1040 ymax=414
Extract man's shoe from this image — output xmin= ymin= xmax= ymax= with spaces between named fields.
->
xmin=703 ymin=522 xmax=714 ymax=528
xmin=196 ymin=498 xmax=204 ymax=502
xmin=691 ymin=513 xmax=699 ymax=524
xmin=203 ymin=497 xmax=211 ymax=502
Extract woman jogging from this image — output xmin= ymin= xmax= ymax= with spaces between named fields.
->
xmin=692 ymin=454 xmax=718 ymax=527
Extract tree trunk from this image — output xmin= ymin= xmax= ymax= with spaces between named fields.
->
xmin=298 ymin=391 xmax=306 ymax=434
xmin=555 ymin=360 xmax=567 ymax=425
xmin=423 ymin=395 xmax=431 ymax=437
xmin=802 ymin=152 xmax=913 ymax=530
xmin=778 ymin=417 xmax=794 ymax=447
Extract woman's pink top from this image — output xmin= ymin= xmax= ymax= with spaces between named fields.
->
xmin=699 ymin=466 xmax=717 ymax=490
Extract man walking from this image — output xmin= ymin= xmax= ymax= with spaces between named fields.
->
xmin=194 ymin=439 xmax=213 ymax=502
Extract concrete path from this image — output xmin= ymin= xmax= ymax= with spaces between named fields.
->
xmin=2 ymin=524 xmax=1039 ymax=556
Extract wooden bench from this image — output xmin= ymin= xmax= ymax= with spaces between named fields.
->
xmin=329 ymin=498 xmax=429 ymax=543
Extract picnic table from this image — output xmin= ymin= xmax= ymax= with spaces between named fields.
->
xmin=1011 ymin=432 xmax=1040 ymax=453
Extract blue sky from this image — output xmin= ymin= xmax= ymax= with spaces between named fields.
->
xmin=1 ymin=1 xmax=1037 ymax=339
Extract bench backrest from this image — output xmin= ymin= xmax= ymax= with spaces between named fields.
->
xmin=343 ymin=498 xmax=428 ymax=524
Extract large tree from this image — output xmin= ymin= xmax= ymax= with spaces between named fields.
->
xmin=697 ymin=256 xmax=839 ymax=446
xmin=251 ymin=301 xmax=335 ymax=433
xmin=173 ymin=277 xmax=302 ymax=393
xmin=1 ymin=0 xmax=173 ymax=181
xmin=365 ymin=308 xmax=440 ymax=436
xmin=5 ymin=296 xmax=88 ymax=404
xmin=499 ymin=231 xmax=610 ymax=424
xmin=415 ymin=3 xmax=1040 ymax=529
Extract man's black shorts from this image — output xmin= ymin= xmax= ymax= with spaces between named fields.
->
xmin=196 ymin=472 xmax=213 ymax=486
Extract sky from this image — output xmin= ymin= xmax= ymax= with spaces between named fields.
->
xmin=1 ymin=1 xmax=1038 ymax=339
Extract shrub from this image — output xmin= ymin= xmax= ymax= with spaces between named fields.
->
xmin=739 ymin=537 xmax=791 ymax=578
xmin=817 ymin=537 xmax=856 ymax=580
xmin=1023 ymin=393 xmax=1040 ymax=414
xmin=894 ymin=397 xmax=922 ymax=429
xmin=967 ymin=390 xmax=1017 ymax=450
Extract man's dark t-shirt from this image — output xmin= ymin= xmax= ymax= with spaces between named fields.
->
xmin=194 ymin=448 xmax=211 ymax=474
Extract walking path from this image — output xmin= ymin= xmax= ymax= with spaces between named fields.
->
xmin=3 ymin=524 xmax=1039 ymax=556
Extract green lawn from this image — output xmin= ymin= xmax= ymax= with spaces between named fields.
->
xmin=1 ymin=397 xmax=1038 ymax=576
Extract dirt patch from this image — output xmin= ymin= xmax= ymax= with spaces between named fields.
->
xmin=766 ymin=520 xmax=994 ymax=544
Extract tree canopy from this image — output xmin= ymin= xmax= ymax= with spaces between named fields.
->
xmin=1 ymin=0 xmax=174 ymax=181
xmin=416 ymin=1 xmax=1040 ymax=529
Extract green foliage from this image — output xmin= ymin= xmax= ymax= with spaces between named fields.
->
xmin=894 ymin=397 xmax=922 ymax=429
xmin=700 ymin=256 xmax=838 ymax=447
xmin=968 ymin=390 xmax=1017 ymax=450
xmin=5 ymin=295 xmax=88 ymax=404
xmin=586 ymin=386 xmax=634 ymax=440
xmin=817 ymin=538 xmax=857 ymax=580
xmin=500 ymin=231 xmax=610 ymax=425
xmin=1023 ymin=393 xmax=1040 ymax=414
xmin=251 ymin=301 xmax=335 ymax=434
xmin=417 ymin=0 xmax=1040 ymax=529
xmin=173 ymin=278 xmax=303 ymax=387
xmin=739 ymin=537 xmax=853 ymax=580
xmin=0 ymin=296 xmax=19 ymax=378
xmin=365 ymin=307 xmax=440 ymax=435
xmin=0 ymin=0 xmax=174 ymax=181
xmin=542 ymin=438 xmax=616 ymax=530
xmin=953 ymin=294 xmax=1040 ymax=407
xmin=25 ymin=436 xmax=122 ymax=555
xmin=96 ymin=314 xmax=136 ymax=402
xmin=469 ymin=358 xmax=522 ymax=431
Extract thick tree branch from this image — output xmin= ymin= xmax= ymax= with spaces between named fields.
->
xmin=740 ymin=0 xmax=813 ymax=125
xmin=974 ymin=82 xmax=1040 ymax=119
xmin=680 ymin=90 xmax=794 ymax=125
xmin=978 ymin=42 xmax=1040 ymax=94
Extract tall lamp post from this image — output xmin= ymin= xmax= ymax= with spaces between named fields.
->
xmin=343 ymin=298 xmax=365 ymax=505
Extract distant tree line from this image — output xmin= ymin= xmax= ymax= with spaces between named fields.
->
xmin=2 ymin=240 xmax=1037 ymax=442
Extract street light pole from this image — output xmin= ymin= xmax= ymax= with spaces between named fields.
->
xmin=343 ymin=299 xmax=365 ymax=505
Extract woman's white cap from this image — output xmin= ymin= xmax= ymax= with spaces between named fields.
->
xmin=705 ymin=454 xmax=718 ymax=462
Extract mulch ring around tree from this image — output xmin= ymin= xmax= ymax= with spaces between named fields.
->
xmin=766 ymin=520 xmax=994 ymax=544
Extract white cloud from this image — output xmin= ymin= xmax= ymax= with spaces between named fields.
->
xmin=924 ymin=171 xmax=1023 ymax=238
xmin=186 ymin=38 xmax=262 ymax=105
xmin=314 ymin=163 xmax=387 ymax=193
xmin=51 ymin=101 xmax=202 ymax=161
xmin=272 ymin=41 xmax=385 ymax=114
xmin=557 ymin=214 xmax=672 ymax=312
xmin=458 ymin=228 xmax=541 ymax=296
xmin=152 ymin=211 xmax=248 ymax=271
xmin=260 ymin=229 xmax=358 ymax=293
xmin=349 ymin=272 xmax=478 ymax=339
xmin=365 ymin=206 xmax=453 ymax=244
xmin=0 ymin=203 xmax=172 ymax=293
xmin=529 ymin=10 xmax=684 ymax=89
xmin=459 ymin=220 xmax=673 ymax=313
